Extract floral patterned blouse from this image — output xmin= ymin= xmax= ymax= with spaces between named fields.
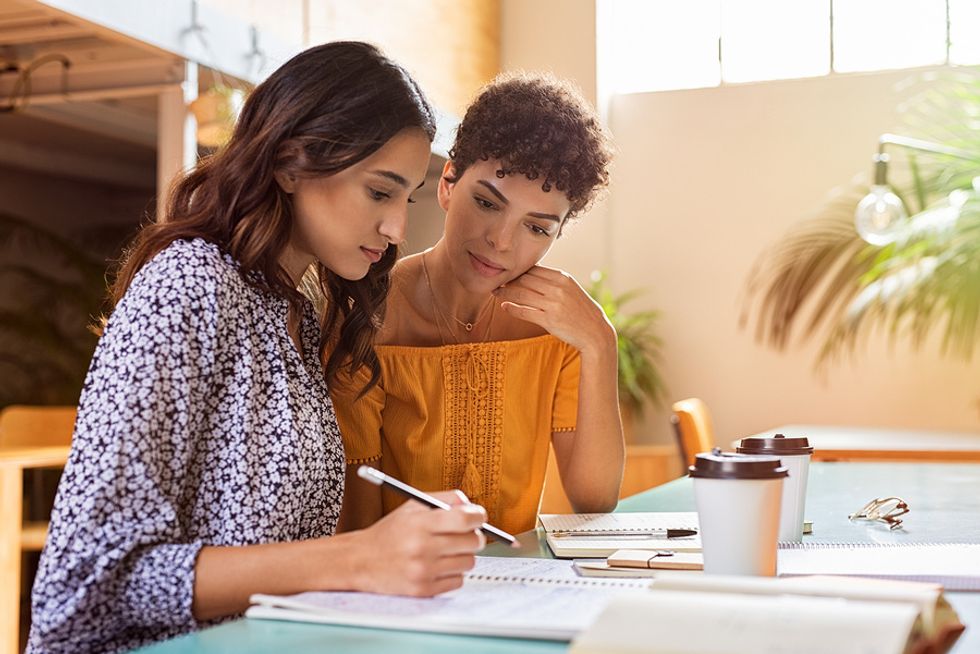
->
xmin=27 ymin=238 xmax=345 ymax=654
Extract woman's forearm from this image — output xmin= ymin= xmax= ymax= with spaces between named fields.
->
xmin=192 ymin=533 xmax=360 ymax=621
xmin=556 ymin=338 xmax=625 ymax=512
xmin=192 ymin=495 xmax=487 ymax=622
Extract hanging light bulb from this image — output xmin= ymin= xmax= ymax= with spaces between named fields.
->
xmin=854 ymin=153 xmax=908 ymax=246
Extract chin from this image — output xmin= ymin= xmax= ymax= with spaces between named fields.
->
xmin=337 ymin=267 xmax=371 ymax=282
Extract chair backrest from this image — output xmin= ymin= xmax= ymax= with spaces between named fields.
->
xmin=670 ymin=398 xmax=716 ymax=469
xmin=0 ymin=405 xmax=77 ymax=450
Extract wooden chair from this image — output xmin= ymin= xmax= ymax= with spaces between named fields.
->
xmin=670 ymin=398 xmax=716 ymax=470
xmin=0 ymin=406 xmax=75 ymax=654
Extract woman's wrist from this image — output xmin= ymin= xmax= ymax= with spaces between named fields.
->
xmin=308 ymin=531 xmax=365 ymax=592
xmin=577 ymin=325 xmax=618 ymax=363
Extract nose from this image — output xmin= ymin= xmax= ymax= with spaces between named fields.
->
xmin=485 ymin=219 xmax=514 ymax=252
xmin=379 ymin=205 xmax=408 ymax=245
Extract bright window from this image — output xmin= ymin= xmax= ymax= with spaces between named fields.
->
xmin=605 ymin=0 xmax=721 ymax=94
xmin=949 ymin=0 xmax=980 ymax=65
xmin=602 ymin=0 xmax=977 ymax=95
xmin=722 ymin=0 xmax=830 ymax=83
xmin=832 ymin=0 xmax=947 ymax=73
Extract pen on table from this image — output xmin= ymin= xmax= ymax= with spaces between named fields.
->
xmin=551 ymin=528 xmax=698 ymax=539
xmin=357 ymin=465 xmax=519 ymax=548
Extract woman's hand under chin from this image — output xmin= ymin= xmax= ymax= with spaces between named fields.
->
xmin=493 ymin=265 xmax=616 ymax=357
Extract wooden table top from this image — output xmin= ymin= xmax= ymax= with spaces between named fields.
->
xmin=740 ymin=424 xmax=980 ymax=462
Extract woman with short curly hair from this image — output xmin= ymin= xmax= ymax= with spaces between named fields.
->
xmin=333 ymin=72 xmax=622 ymax=535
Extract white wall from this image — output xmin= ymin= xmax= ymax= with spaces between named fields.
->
xmin=501 ymin=2 xmax=980 ymax=444
xmin=500 ymin=0 xmax=612 ymax=284
xmin=608 ymin=69 xmax=980 ymax=445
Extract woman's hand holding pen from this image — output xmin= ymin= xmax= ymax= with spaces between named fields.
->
xmin=348 ymin=490 xmax=487 ymax=597
xmin=493 ymin=266 xmax=616 ymax=357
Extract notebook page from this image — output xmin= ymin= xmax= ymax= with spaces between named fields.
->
xmin=652 ymin=571 xmax=943 ymax=634
xmin=778 ymin=543 xmax=980 ymax=589
xmin=468 ymin=555 xmax=648 ymax=584
xmin=539 ymin=512 xmax=699 ymax=532
xmin=249 ymin=557 xmax=647 ymax=640
xmin=571 ymin=591 xmax=917 ymax=654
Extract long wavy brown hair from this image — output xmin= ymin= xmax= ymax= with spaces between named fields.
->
xmin=109 ymin=41 xmax=435 ymax=391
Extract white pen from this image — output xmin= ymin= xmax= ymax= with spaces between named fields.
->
xmin=357 ymin=465 xmax=519 ymax=548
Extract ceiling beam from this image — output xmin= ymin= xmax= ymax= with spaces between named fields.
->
xmin=0 ymin=21 xmax=92 ymax=44
xmin=0 ymin=137 xmax=154 ymax=188
xmin=26 ymin=102 xmax=157 ymax=148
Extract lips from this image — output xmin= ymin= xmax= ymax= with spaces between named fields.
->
xmin=361 ymin=246 xmax=387 ymax=264
xmin=468 ymin=251 xmax=506 ymax=277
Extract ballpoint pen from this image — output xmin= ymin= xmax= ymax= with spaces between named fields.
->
xmin=550 ymin=528 xmax=698 ymax=539
xmin=357 ymin=465 xmax=519 ymax=547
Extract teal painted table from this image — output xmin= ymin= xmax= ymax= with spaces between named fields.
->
xmin=134 ymin=462 xmax=980 ymax=653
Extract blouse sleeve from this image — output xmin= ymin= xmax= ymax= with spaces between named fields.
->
xmin=330 ymin=363 xmax=386 ymax=464
xmin=551 ymin=343 xmax=581 ymax=433
xmin=28 ymin=249 xmax=218 ymax=651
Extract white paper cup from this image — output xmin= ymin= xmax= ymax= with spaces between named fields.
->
xmin=690 ymin=450 xmax=787 ymax=576
xmin=737 ymin=434 xmax=814 ymax=543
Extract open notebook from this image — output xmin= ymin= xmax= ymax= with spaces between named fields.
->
xmin=247 ymin=556 xmax=963 ymax=652
xmin=572 ymin=573 xmax=964 ymax=654
xmin=247 ymin=557 xmax=647 ymax=641
xmin=539 ymin=512 xmax=701 ymax=558
xmin=778 ymin=542 xmax=980 ymax=590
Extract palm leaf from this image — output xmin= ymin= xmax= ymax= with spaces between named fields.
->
xmin=743 ymin=68 xmax=980 ymax=366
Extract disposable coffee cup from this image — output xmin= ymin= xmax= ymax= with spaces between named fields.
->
xmin=689 ymin=448 xmax=787 ymax=576
xmin=737 ymin=434 xmax=813 ymax=543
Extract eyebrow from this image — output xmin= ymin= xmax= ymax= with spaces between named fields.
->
xmin=478 ymin=180 xmax=561 ymax=223
xmin=371 ymin=170 xmax=426 ymax=190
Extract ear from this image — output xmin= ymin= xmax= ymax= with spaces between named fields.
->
xmin=274 ymin=169 xmax=297 ymax=194
xmin=436 ymin=160 xmax=456 ymax=212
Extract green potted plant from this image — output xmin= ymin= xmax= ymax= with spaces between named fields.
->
xmin=587 ymin=271 xmax=667 ymax=440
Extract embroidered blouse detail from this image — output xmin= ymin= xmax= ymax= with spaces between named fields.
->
xmin=334 ymin=334 xmax=581 ymax=534
xmin=441 ymin=344 xmax=506 ymax=505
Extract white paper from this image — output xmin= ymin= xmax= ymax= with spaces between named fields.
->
xmin=571 ymin=591 xmax=918 ymax=654
xmin=778 ymin=543 xmax=980 ymax=587
xmin=248 ymin=556 xmax=647 ymax=641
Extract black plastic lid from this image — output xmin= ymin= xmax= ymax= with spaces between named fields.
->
xmin=737 ymin=433 xmax=813 ymax=456
xmin=688 ymin=448 xmax=788 ymax=480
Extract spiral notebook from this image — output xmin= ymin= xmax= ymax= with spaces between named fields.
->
xmin=247 ymin=557 xmax=648 ymax=641
xmin=777 ymin=542 xmax=980 ymax=590
xmin=539 ymin=512 xmax=701 ymax=558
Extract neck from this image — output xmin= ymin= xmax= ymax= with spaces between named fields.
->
xmin=279 ymin=240 xmax=315 ymax=288
xmin=423 ymin=243 xmax=494 ymax=322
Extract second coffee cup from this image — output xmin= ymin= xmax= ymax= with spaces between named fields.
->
xmin=737 ymin=433 xmax=813 ymax=543
xmin=689 ymin=449 xmax=787 ymax=576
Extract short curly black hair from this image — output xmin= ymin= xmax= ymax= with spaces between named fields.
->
xmin=447 ymin=72 xmax=613 ymax=223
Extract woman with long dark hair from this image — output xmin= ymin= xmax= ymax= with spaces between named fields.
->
xmin=27 ymin=42 xmax=487 ymax=654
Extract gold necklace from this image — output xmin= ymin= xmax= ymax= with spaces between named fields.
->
xmin=421 ymin=252 xmax=495 ymax=341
